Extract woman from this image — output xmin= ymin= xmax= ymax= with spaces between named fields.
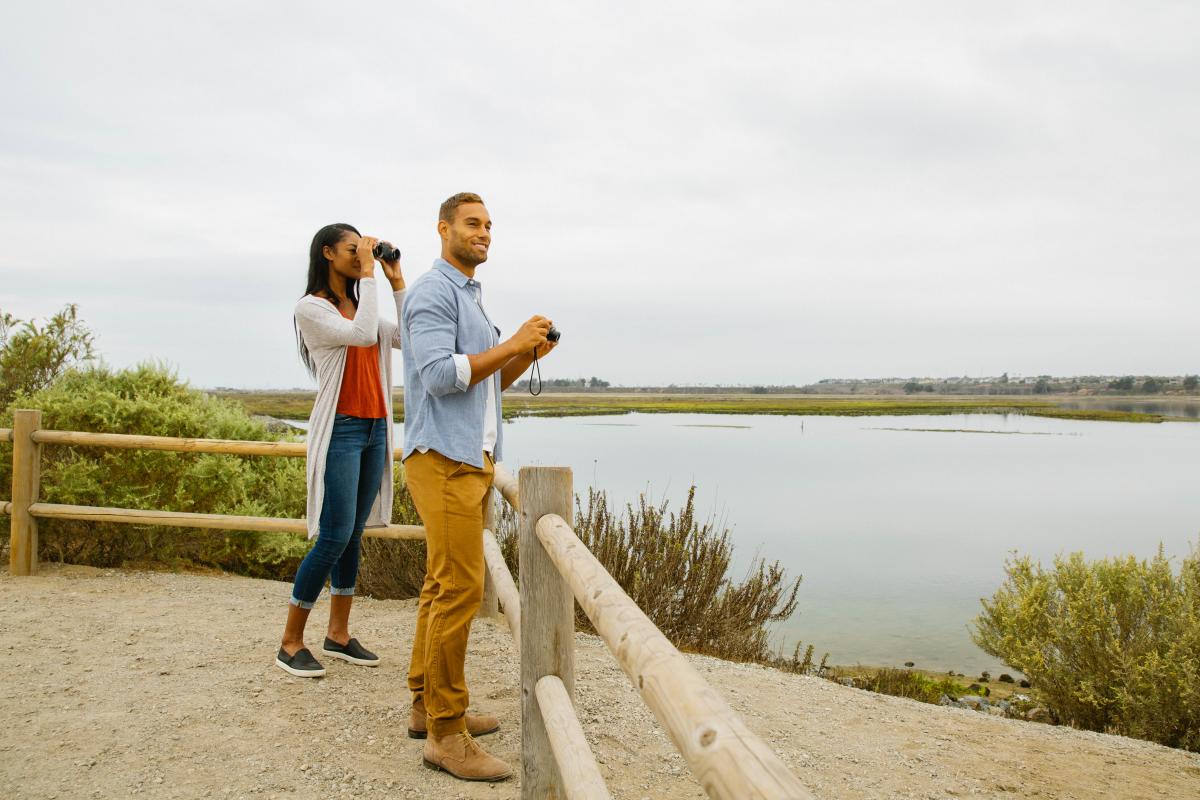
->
xmin=276 ymin=223 xmax=405 ymax=678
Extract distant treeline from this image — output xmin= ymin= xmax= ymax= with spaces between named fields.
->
xmin=859 ymin=373 xmax=1198 ymax=396
xmin=504 ymin=373 xmax=1199 ymax=396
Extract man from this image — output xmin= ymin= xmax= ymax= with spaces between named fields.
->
xmin=400 ymin=192 xmax=556 ymax=782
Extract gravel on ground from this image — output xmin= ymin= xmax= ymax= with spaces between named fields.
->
xmin=2 ymin=565 xmax=1197 ymax=799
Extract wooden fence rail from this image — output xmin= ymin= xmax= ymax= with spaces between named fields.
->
xmin=534 ymin=675 xmax=611 ymax=800
xmin=24 ymin=503 xmax=426 ymax=539
xmin=3 ymin=410 xmax=811 ymax=799
xmin=0 ymin=410 xmax=425 ymax=577
xmin=536 ymin=512 xmax=813 ymax=799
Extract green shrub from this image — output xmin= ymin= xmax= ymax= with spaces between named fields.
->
xmin=973 ymin=547 xmax=1200 ymax=751
xmin=494 ymin=485 xmax=802 ymax=664
xmin=1 ymin=362 xmax=312 ymax=576
xmin=0 ymin=304 xmax=95 ymax=408
xmin=0 ymin=360 xmax=437 ymax=592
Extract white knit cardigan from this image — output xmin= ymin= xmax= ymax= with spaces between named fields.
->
xmin=293 ymin=278 xmax=405 ymax=539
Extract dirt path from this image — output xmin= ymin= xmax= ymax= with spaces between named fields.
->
xmin=2 ymin=566 xmax=1197 ymax=799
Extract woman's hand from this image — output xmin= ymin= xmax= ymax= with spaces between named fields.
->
xmin=356 ymin=236 xmax=379 ymax=277
xmin=379 ymin=250 xmax=405 ymax=292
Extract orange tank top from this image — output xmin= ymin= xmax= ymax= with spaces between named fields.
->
xmin=335 ymin=306 xmax=388 ymax=419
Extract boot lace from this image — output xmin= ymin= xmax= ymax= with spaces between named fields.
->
xmin=456 ymin=730 xmax=482 ymax=754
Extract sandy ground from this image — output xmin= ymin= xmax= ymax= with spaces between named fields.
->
xmin=1 ymin=565 xmax=1197 ymax=800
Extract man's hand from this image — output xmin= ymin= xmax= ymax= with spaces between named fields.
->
xmin=508 ymin=315 xmax=552 ymax=355
xmin=498 ymin=319 xmax=558 ymax=390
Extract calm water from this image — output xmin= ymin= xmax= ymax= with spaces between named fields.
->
xmin=295 ymin=410 xmax=1200 ymax=674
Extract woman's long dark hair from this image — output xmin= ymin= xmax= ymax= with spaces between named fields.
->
xmin=295 ymin=223 xmax=362 ymax=378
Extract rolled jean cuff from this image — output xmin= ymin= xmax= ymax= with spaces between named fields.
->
xmin=289 ymin=596 xmax=316 ymax=609
xmin=329 ymin=586 xmax=355 ymax=596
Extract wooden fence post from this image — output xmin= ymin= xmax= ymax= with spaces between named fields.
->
xmin=480 ymin=485 xmax=500 ymax=619
xmin=10 ymin=409 xmax=43 ymax=576
xmin=519 ymin=466 xmax=574 ymax=800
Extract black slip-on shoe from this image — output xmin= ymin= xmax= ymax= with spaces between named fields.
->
xmin=275 ymin=647 xmax=326 ymax=678
xmin=321 ymin=637 xmax=380 ymax=667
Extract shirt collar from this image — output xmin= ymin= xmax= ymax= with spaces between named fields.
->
xmin=433 ymin=258 xmax=479 ymax=289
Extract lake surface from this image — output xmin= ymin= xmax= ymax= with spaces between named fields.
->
xmin=294 ymin=410 xmax=1200 ymax=674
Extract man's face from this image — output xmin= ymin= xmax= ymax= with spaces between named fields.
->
xmin=443 ymin=203 xmax=491 ymax=267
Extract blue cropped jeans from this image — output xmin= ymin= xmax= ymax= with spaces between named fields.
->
xmin=290 ymin=414 xmax=388 ymax=609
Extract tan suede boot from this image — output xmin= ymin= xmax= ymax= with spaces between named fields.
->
xmin=408 ymin=697 xmax=500 ymax=739
xmin=422 ymin=731 xmax=513 ymax=782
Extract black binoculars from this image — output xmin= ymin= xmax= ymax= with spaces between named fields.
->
xmin=373 ymin=241 xmax=401 ymax=262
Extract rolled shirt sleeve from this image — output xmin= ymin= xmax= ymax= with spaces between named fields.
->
xmin=451 ymin=354 xmax=471 ymax=393
xmin=403 ymin=280 xmax=466 ymax=397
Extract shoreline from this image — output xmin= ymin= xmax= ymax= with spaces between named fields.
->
xmin=217 ymin=391 xmax=1197 ymax=424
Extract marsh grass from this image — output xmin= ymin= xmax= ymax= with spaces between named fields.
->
xmin=216 ymin=390 xmax=1168 ymax=424
xmin=820 ymin=666 xmax=977 ymax=704
xmin=860 ymin=668 xmax=970 ymax=703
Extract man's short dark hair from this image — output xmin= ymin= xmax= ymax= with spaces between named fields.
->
xmin=439 ymin=192 xmax=485 ymax=224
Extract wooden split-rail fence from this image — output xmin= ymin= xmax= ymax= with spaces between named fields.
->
xmin=2 ymin=408 xmax=813 ymax=799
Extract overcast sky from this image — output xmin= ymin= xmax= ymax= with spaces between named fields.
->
xmin=3 ymin=1 xmax=1197 ymax=388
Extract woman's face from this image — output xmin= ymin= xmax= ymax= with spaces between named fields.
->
xmin=323 ymin=232 xmax=367 ymax=282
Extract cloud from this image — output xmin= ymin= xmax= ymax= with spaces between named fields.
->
xmin=4 ymin=1 xmax=1197 ymax=387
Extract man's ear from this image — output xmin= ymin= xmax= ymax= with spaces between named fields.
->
xmin=437 ymin=219 xmax=449 ymax=240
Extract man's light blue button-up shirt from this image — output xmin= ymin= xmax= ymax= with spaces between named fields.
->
xmin=400 ymin=259 xmax=503 ymax=468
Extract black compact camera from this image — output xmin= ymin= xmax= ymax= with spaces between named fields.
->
xmin=546 ymin=327 xmax=561 ymax=343
xmin=373 ymin=241 xmax=401 ymax=262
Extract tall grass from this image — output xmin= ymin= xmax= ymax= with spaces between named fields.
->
xmin=494 ymin=485 xmax=802 ymax=664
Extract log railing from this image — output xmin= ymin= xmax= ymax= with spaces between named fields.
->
xmin=491 ymin=462 xmax=812 ymax=799
xmin=2 ymin=409 xmax=813 ymax=798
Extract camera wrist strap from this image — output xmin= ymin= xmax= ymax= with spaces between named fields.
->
xmin=529 ymin=349 xmax=543 ymax=396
